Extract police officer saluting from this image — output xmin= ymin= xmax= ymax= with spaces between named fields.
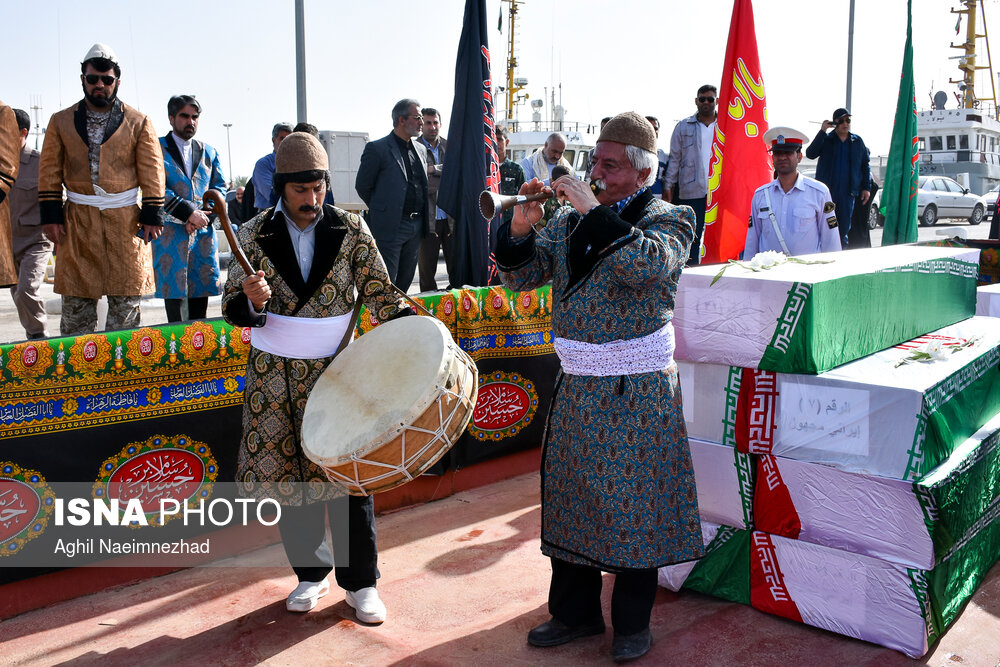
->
xmin=743 ymin=126 xmax=841 ymax=258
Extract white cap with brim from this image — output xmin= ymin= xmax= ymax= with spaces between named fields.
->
xmin=763 ymin=126 xmax=809 ymax=152
xmin=82 ymin=43 xmax=118 ymax=65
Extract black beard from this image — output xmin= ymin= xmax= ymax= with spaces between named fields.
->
xmin=83 ymin=83 xmax=119 ymax=109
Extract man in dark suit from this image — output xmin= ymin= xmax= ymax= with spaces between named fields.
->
xmin=355 ymin=98 xmax=431 ymax=292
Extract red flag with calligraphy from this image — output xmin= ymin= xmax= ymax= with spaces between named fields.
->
xmin=703 ymin=0 xmax=773 ymax=263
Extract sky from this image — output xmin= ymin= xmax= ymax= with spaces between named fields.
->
xmin=5 ymin=0 xmax=999 ymax=183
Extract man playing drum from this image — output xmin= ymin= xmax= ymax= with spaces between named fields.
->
xmin=222 ymin=132 xmax=411 ymax=624
xmin=496 ymin=112 xmax=704 ymax=662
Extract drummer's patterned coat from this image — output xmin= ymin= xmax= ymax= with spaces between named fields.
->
xmin=496 ymin=188 xmax=705 ymax=571
xmin=223 ymin=204 xmax=407 ymax=504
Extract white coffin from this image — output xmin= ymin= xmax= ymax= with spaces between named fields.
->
xmin=689 ymin=438 xmax=753 ymax=530
xmin=753 ymin=409 xmax=1000 ymax=569
xmin=675 ymin=245 xmax=979 ymax=374
xmin=976 ymin=283 xmax=1000 ymax=317
xmin=682 ymin=317 xmax=1000 ymax=480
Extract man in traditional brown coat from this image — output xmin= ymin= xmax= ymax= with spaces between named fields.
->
xmin=224 ymin=132 xmax=411 ymax=624
xmin=0 ymin=100 xmax=20 ymax=288
xmin=39 ymin=43 xmax=165 ymax=335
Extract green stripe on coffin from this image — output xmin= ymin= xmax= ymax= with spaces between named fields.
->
xmin=919 ymin=412 xmax=1000 ymax=565
xmin=759 ymin=258 xmax=977 ymax=374
xmin=675 ymin=246 xmax=979 ymax=375
xmin=921 ymin=495 xmax=1000 ymax=642
xmin=657 ymin=521 xmax=750 ymax=606
xmin=684 ymin=524 xmax=751 ymax=605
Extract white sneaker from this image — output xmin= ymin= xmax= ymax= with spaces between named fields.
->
xmin=286 ymin=578 xmax=330 ymax=612
xmin=345 ymin=586 xmax=387 ymax=624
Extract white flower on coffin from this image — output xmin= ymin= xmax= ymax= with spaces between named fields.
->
xmin=895 ymin=336 xmax=979 ymax=367
xmin=922 ymin=339 xmax=949 ymax=361
xmin=711 ymin=250 xmax=833 ymax=286
xmin=749 ymin=250 xmax=787 ymax=270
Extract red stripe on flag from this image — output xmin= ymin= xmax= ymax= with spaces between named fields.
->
xmin=753 ymin=455 xmax=802 ymax=539
xmin=750 ymin=531 xmax=803 ymax=623
xmin=735 ymin=368 xmax=777 ymax=454
xmin=703 ymin=0 xmax=773 ymax=263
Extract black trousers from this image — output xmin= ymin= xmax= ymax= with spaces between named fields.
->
xmin=277 ymin=495 xmax=379 ymax=591
xmin=164 ymin=297 xmax=209 ymax=323
xmin=417 ymin=217 xmax=452 ymax=292
xmin=678 ymin=197 xmax=707 ymax=266
xmin=375 ymin=217 xmax=422 ymax=293
xmin=547 ymin=556 xmax=658 ymax=636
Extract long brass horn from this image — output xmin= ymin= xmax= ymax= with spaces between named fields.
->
xmin=479 ymin=190 xmax=550 ymax=220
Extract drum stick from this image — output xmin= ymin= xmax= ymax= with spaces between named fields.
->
xmin=203 ymin=189 xmax=254 ymax=276
xmin=390 ymin=284 xmax=436 ymax=318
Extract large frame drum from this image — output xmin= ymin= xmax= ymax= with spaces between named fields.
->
xmin=302 ymin=316 xmax=478 ymax=496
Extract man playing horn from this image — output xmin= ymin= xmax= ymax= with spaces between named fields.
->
xmin=223 ymin=132 xmax=410 ymax=624
xmin=496 ymin=111 xmax=704 ymax=662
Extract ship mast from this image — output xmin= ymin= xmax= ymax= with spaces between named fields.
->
xmin=951 ymin=0 xmax=998 ymax=117
xmin=503 ymin=0 xmax=527 ymax=123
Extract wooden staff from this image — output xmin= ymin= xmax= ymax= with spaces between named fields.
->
xmin=203 ymin=189 xmax=253 ymax=276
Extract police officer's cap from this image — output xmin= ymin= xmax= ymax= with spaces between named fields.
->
xmin=763 ymin=126 xmax=808 ymax=153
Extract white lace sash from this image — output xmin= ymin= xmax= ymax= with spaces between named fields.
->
xmin=554 ymin=322 xmax=675 ymax=376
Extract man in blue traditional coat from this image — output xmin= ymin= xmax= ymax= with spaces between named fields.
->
xmin=496 ymin=112 xmax=704 ymax=662
xmin=154 ymin=94 xmax=226 ymax=322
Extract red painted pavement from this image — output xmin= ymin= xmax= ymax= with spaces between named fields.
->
xmin=2 ymin=472 xmax=1000 ymax=666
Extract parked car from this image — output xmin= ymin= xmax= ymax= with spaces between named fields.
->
xmin=978 ymin=185 xmax=1000 ymax=218
xmin=916 ymin=176 xmax=984 ymax=226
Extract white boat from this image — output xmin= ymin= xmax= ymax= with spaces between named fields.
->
xmin=913 ymin=0 xmax=1000 ymax=195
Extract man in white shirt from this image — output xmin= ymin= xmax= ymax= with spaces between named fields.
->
xmin=521 ymin=132 xmax=572 ymax=185
xmin=665 ymin=85 xmax=718 ymax=265
xmin=743 ymin=126 xmax=841 ymax=258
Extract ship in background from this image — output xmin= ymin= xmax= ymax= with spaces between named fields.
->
xmin=905 ymin=0 xmax=1000 ymax=195
xmin=495 ymin=0 xmax=598 ymax=176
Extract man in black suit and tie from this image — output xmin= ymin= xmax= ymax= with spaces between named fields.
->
xmin=355 ymin=98 xmax=431 ymax=292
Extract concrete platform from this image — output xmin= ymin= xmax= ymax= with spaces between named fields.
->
xmin=2 ymin=472 xmax=1000 ymax=666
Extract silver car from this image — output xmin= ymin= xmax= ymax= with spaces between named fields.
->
xmin=916 ymin=176 xmax=984 ymax=226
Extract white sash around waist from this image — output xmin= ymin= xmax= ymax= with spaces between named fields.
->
xmin=65 ymin=186 xmax=141 ymax=210
xmin=554 ymin=322 xmax=675 ymax=376
xmin=251 ymin=311 xmax=353 ymax=359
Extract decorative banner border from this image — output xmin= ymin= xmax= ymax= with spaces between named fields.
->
xmin=0 ymin=463 xmax=57 ymax=557
xmin=92 ymin=435 xmax=219 ymax=528
xmin=467 ymin=371 xmax=540 ymax=441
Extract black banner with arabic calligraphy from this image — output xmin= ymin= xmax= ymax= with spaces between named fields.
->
xmin=0 ymin=286 xmax=560 ymax=582
xmin=0 ymin=321 xmax=246 ymax=582
xmin=449 ymin=287 xmax=557 ymax=468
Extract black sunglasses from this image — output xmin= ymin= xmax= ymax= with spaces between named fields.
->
xmin=836 ymin=117 xmax=851 ymax=125
xmin=698 ymin=96 xmax=716 ymax=104
xmin=85 ymin=74 xmax=116 ymax=86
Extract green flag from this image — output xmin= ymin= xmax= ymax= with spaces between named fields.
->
xmin=881 ymin=0 xmax=919 ymax=245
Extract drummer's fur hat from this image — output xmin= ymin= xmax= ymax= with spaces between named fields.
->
xmin=276 ymin=132 xmax=328 ymax=174
xmin=598 ymin=111 xmax=658 ymax=154
xmin=273 ymin=132 xmax=331 ymax=198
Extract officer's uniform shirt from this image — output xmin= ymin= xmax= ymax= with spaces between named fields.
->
xmin=743 ymin=172 xmax=841 ymax=257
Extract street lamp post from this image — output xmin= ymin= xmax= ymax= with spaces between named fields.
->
xmin=222 ymin=123 xmax=233 ymax=185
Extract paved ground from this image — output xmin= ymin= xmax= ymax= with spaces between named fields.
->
xmin=1 ymin=472 xmax=999 ymax=666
